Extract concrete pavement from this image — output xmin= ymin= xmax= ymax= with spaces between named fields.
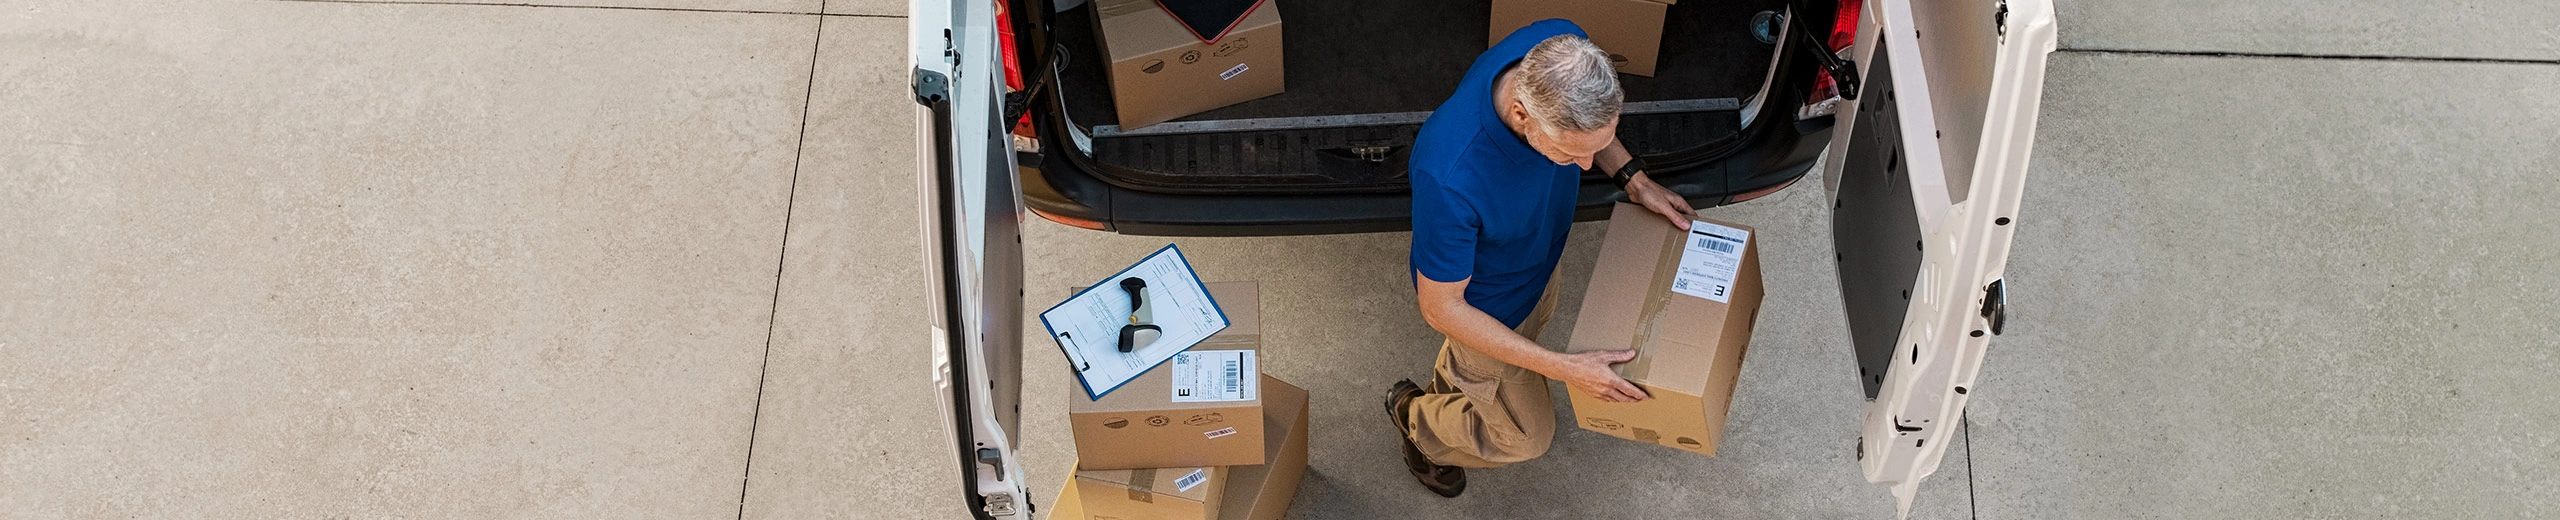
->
xmin=2057 ymin=1 xmax=2560 ymax=62
xmin=3 ymin=0 xmax=2556 ymax=519
xmin=3 ymin=0 xmax=815 ymax=516
xmin=1972 ymin=50 xmax=2560 ymax=518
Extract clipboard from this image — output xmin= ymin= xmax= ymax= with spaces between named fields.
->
xmin=1038 ymin=244 xmax=1230 ymax=400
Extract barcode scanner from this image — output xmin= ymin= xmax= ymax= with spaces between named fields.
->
xmin=1118 ymin=277 xmax=1162 ymax=352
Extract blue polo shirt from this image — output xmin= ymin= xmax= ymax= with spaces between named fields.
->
xmin=1409 ymin=19 xmax=1588 ymax=329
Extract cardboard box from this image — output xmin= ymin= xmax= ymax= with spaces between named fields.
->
xmin=1068 ymin=282 xmax=1267 ymax=470
xmin=1073 ymin=463 xmax=1228 ymax=520
xmin=1563 ymin=204 xmax=1764 ymax=456
xmin=1053 ymin=478 xmax=1088 ymax=519
xmin=1217 ymin=376 xmax=1310 ymax=520
xmin=1052 ymin=376 xmax=1310 ymax=520
xmin=1488 ymin=0 xmax=1668 ymax=77
xmin=1096 ymin=0 xmax=1285 ymax=129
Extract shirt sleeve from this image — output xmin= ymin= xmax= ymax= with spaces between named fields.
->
xmin=1410 ymin=173 xmax=1480 ymax=284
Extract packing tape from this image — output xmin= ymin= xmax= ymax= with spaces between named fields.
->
xmin=1125 ymin=468 xmax=1156 ymax=503
xmin=1619 ymin=231 xmax=1690 ymax=379
xmin=1194 ymin=333 xmax=1259 ymax=350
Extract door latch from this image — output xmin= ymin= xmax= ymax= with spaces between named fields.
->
xmin=974 ymin=447 xmax=1019 ymax=516
xmin=1995 ymin=1 xmax=2011 ymax=43
xmin=981 ymin=489 xmax=1018 ymax=517
xmin=1352 ymin=145 xmax=1394 ymax=163
xmin=1980 ymin=279 xmax=2007 ymax=335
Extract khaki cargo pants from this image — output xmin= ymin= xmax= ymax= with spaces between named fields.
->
xmin=1401 ymin=272 xmax=1562 ymax=468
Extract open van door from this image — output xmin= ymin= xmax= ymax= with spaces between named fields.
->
xmin=915 ymin=0 xmax=1032 ymax=517
xmin=1816 ymin=0 xmax=2056 ymax=515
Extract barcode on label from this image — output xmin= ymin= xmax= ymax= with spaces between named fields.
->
xmin=1223 ymin=360 xmax=1239 ymax=394
xmin=1174 ymin=469 xmax=1208 ymax=492
xmin=1693 ymin=236 xmax=1737 ymax=254
xmin=1204 ymin=427 xmax=1238 ymax=439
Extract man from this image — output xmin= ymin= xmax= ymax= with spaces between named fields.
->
xmin=1384 ymin=19 xmax=1698 ymax=497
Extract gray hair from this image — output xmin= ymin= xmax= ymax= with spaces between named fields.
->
xmin=1512 ymin=35 xmax=1623 ymax=134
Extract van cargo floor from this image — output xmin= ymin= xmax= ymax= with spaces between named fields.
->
xmin=1052 ymin=0 xmax=1790 ymax=126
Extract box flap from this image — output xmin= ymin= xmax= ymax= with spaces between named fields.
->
xmin=1052 ymin=478 xmax=1086 ymax=517
xmin=1099 ymin=0 xmax=1282 ymax=61
xmin=1255 ymin=377 xmax=1306 ymax=456
xmin=1569 ymin=205 xmax=1672 ymax=358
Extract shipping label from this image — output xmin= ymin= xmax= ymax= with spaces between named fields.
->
xmin=1670 ymin=221 xmax=1750 ymax=303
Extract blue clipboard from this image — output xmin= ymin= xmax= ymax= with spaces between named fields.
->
xmin=1038 ymin=244 xmax=1230 ymax=401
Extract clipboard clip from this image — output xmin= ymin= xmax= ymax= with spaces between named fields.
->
xmin=1058 ymin=332 xmax=1091 ymax=372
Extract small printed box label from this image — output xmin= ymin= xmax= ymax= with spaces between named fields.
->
xmin=1220 ymin=63 xmax=1249 ymax=81
xmin=1671 ymin=221 xmax=1751 ymax=303
xmin=1203 ymin=427 xmax=1238 ymax=439
xmin=1174 ymin=469 xmax=1208 ymax=492
xmin=1171 ymin=350 xmax=1256 ymax=402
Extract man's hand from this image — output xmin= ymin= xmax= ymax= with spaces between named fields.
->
xmin=1625 ymin=172 xmax=1695 ymax=231
xmin=1550 ymin=349 xmax=1650 ymax=403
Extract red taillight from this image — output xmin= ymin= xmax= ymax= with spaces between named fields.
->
xmin=995 ymin=0 xmax=1036 ymax=138
xmin=1030 ymin=208 xmax=1107 ymax=231
xmin=1807 ymin=0 xmax=1863 ymax=104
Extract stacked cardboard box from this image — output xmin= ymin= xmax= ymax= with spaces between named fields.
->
xmin=1095 ymin=0 xmax=1286 ymax=129
xmin=1060 ymin=376 xmax=1310 ymax=520
xmin=1069 ymin=282 xmax=1269 ymax=470
xmin=1564 ymin=204 xmax=1764 ymax=456
xmin=1489 ymin=0 xmax=1676 ymax=76
xmin=1054 ymin=281 xmax=1312 ymax=520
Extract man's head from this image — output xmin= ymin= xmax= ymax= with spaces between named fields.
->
xmin=1500 ymin=35 xmax=1623 ymax=170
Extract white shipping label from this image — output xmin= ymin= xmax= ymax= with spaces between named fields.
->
xmin=1219 ymin=63 xmax=1249 ymax=80
xmin=1670 ymin=221 xmax=1751 ymax=303
xmin=1170 ymin=350 xmax=1256 ymax=402
xmin=1174 ymin=469 xmax=1209 ymax=492
xmin=1203 ymin=427 xmax=1238 ymax=439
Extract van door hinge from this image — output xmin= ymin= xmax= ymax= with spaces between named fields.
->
xmin=914 ymin=28 xmax=955 ymax=106
xmin=915 ymin=68 xmax=950 ymax=106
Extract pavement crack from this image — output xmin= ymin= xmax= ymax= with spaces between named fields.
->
xmin=2060 ymin=47 xmax=2560 ymax=66
xmin=1964 ymin=411 xmax=1979 ymax=520
xmin=265 ymin=0 xmax=902 ymax=17
xmin=737 ymin=3 xmax=826 ymax=519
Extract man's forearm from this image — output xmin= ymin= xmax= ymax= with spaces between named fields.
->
xmin=1421 ymin=298 xmax=1564 ymax=377
xmin=1597 ymin=138 xmax=1633 ymax=174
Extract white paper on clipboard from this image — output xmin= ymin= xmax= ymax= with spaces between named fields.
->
xmin=1040 ymin=244 xmax=1230 ymax=400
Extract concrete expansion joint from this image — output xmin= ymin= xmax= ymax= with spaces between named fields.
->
xmin=268 ymin=0 xmax=908 ymax=18
xmin=2059 ymin=47 xmax=2560 ymax=66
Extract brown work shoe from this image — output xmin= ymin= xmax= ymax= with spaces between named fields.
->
xmin=1384 ymin=379 xmax=1466 ymax=497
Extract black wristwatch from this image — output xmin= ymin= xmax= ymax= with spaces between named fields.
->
xmin=1611 ymin=156 xmax=1648 ymax=190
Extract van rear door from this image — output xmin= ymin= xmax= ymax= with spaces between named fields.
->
xmin=914 ymin=0 xmax=1032 ymax=517
xmin=1815 ymin=0 xmax=2057 ymax=515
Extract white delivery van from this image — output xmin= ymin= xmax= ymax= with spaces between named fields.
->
xmin=910 ymin=0 xmax=2056 ymax=516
